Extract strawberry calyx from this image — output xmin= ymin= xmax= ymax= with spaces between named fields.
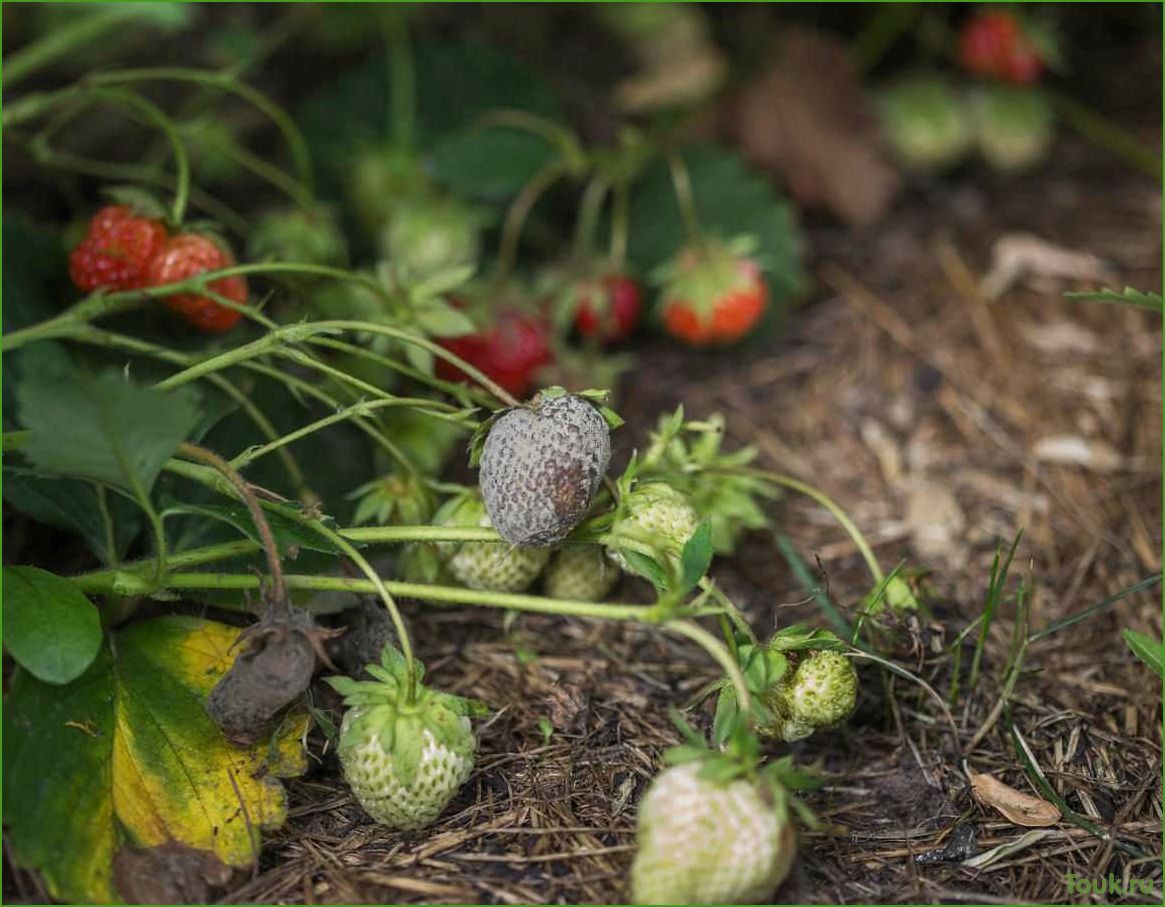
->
xmin=654 ymin=235 xmax=762 ymax=322
xmin=327 ymin=645 xmax=487 ymax=788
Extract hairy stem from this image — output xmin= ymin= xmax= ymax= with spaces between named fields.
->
xmin=177 ymin=443 xmax=287 ymax=604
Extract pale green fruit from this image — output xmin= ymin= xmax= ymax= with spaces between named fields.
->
xmin=607 ymin=482 xmax=699 ymax=572
xmin=339 ymin=710 xmax=475 ymax=829
xmin=631 ymin=762 xmax=796 ymax=904
xmin=544 ymin=546 xmax=621 ymax=601
xmin=763 ymin=650 xmax=858 ymax=742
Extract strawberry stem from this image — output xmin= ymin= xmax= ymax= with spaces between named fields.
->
xmin=177 ymin=442 xmax=289 ymax=607
xmin=88 ymin=67 xmax=316 ymax=198
xmin=608 ymin=176 xmax=631 ymax=272
xmin=572 ymin=175 xmax=611 ymax=264
xmin=384 ymin=12 xmax=416 ymax=152
xmin=495 ymin=161 xmax=570 ymax=285
xmin=714 ymin=466 xmax=885 ymax=585
xmin=666 ymin=151 xmax=705 ymax=248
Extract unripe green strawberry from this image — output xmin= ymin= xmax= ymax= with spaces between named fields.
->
xmin=762 ymin=649 xmax=857 ymax=742
xmin=328 ymin=646 xmax=485 ymax=830
xmin=631 ymin=762 xmax=796 ymax=904
xmin=544 ymin=546 xmax=621 ymax=601
xmin=382 ymin=195 xmax=482 ymax=281
xmin=249 ymin=205 xmax=348 ymax=266
xmin=878 ymin=76 xmax=973 ymax=172
xmin=607 ymin=481 xmax=699 ymax=572
xmin=437 ymin=494 xmax=549 ymax=592
xmin=974 ymin=86 xmax=1054 ymax=173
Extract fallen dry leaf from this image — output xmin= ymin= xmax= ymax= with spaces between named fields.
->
xmin=717 ymin=27 xmax=899 ymax=227
xmin=1032 ymin=434 xmax=1125 ymax=472
xmin=969 ymin=771 xmax=1061 ymax=827
xmin=981 ymin=233 xmax=1116 ymax=300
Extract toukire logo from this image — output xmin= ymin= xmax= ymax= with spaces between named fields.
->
xmin=1064 ymin=872 xmax=1156 ymax=898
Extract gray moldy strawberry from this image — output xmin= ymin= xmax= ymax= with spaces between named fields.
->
xmin=476 ymin=389 xmax=616 ymax=547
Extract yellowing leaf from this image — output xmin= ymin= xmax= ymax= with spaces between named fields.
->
xmin=3 ymin=616 xmax=308 ymax=903
xmin=969 ymin=770 xmax=1061 ymax=828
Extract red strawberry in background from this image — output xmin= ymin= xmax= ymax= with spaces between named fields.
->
xmin=146 ymin=234 xmax=249 ymax=333
xmin=959 ymin=9 xmax=1046 ymax=85
xmin=436 ymin=309 xmax=553 ymax=398
xmin=574 ymin=274 xmax=642 ymax=343
xmin=656 ymin=240 xmax=768 ymax=346
xmin=69 ymin=205 xmax=168 ymax=293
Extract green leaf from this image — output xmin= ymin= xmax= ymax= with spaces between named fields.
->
xmin=2 ymin=215 xmax=69 ymax=432
xmin=16 ymin=366 xmax=200 ymax=498
xmin=2 ymin=566 xmax=102 ymax=685
xmin=769 ymin=625 xmax=846 ymax=653
xmin=299 ymin=40 xmax=561 ymax=198
xmin=2 ymin=616 xmax=307 ymax=903
xmin=1064 ymin=286 xmax=1163 ymax=314
xmin=1122 ymin=629 xmax=1163 ymax=678
xmin=414 ymin=300 xmax=477 ymax=338
xmin=712 ymin=687 xmax=739 ymax=746
xmin=2 ymin=470 xmax=141 ymax=564
xmin=430 ymin=126 xmax=557 ymax=201
xmin=678 ymin=521 xmax=714 ymax=594
xmin=621 ymin=549 xmax=669 ymax=590
xmin=158 ymin=497 xmax=343 ymax=555
xmin=624 ymin=145 xmax=808 ymax=312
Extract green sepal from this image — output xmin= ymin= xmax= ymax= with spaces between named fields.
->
xmin=467 ymin=409 xmax=510 ymax=468
xmin=431 ymin=689 xmax=491 ymax=720
xmin=620 ymin=550 xmax=668 ymax=589
xmin=392 ymin=714 xmax=424 ymax=788
xmin=768 ymin=625 xmax=846 ymax=653
xmin=678 ymin=521 xmax=713 ymax=594
xmin=573 ymin=387 xmax=624 ymax=430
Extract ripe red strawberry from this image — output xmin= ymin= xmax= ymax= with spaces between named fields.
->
xmin=146 ymin=234 xmax=249 ymax=333
xmin=574 ymin=274 xmax=642 ymax=343
xmin=69 ymin=205 xmax=168 ymax=293
xmin=959 ymin=10 xmax=1045 ymax=85
xmin=658 ymin=242 xmax=768 ymax=346
xmin=436 ymin=309 xmax=553 ymax=398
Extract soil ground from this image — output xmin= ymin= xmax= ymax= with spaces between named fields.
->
xmin=128 ymin=139 xmax=1160 ymax=905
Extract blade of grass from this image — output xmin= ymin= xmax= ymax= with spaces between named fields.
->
xmin=969 ymin=531 xmax=1023 ymax=694
xmin=1010 ymin=722 xmax=1148 ymax=859
xmin=851 ymin=559 xmax=907 ymax=647
xmin=1028 ymin=573 xmax=1161 ymax=643
xmin=966 ymin=573 xmax=1031 ymax=752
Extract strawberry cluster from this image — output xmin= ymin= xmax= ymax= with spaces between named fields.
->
xmin=69 ymin=205 xmax=249 ymax=333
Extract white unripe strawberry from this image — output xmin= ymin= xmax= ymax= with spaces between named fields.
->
xmin=328 ymin=647 xmax=486 ymax=829
xmin=631 ymin=761 xmax=795 ymax=904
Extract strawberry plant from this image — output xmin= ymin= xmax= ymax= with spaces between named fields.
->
xmin=0 ymin=12 xmax=913 ymax=905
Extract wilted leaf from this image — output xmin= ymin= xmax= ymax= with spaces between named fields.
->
xmin=969 ymin=770 xmax=1061 ymax=827
xmin=963 ymin=829 xmax=1052 ymax=869
xmin=2 ymin=566 xmax=102 ymax=685
xmin=716 ymin=27 xmax=899 ymax=227
xmin=3 ymin=616 xmax=308 ymax=903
